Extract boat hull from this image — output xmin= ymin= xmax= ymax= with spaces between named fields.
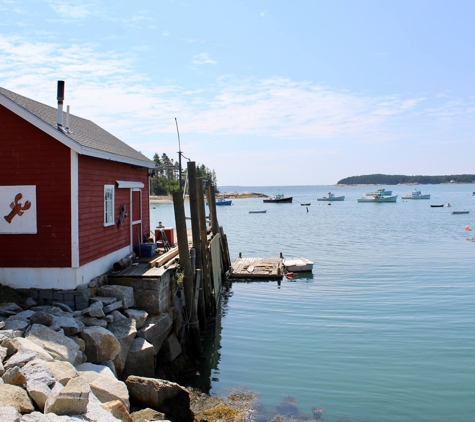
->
xmin=283 ymin=258 xmax=314 ymax=272
xmin=317 ymin=196 xmax=345 ymax=201
xmin=249 ymin=211 xmax=267 ymax=213
xmin=430 ymin=204 xmax=444 ymax=207
xmin=263 ymin=197 xmax=293 ymax=203
xmin=357 ymin=195 xmax=398 ymax=203
xmin=403 ymin=195 xmax=430 ymax=200
xmin=451 ymin=211 xmax=470 ymax=214
xmin=216 ymin=201 xmax=232 ymax=206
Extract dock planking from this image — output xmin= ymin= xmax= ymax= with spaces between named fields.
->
xmin=230 ymin=256 xmax=283 ymax=280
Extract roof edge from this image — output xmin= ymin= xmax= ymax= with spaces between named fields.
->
xmin=0 ymin=92 xmax=83 ymax=154
xmin=81 ymin=146 xmax=155 ymax=169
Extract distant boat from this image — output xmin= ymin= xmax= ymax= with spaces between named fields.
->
xmin=430 ymin=204 xmax=444 ymax=208
xmin=451 ymin=210 xmax=470 ymax=215
xmin=249 ymin=210 xmax=267 ymax=214
xmin=263 ymin=194 xmax=293 ymax=203
xmin=317 ymin=192 xmax=345 ymax=201
xmin=357 ymin=193 xmax=398 ymax=203
xmin=207 ymin=196 xmax=232 ymax=206
xmin=300 ymin=203 xmax=311 ymax=206
xmin=402 ymin=189 xmax=430 ymax=200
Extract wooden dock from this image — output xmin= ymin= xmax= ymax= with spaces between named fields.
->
xmin=229 ymin=256 xmax=283 ymax=280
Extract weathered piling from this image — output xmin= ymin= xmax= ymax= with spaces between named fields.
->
xmin=197 ymin=177 xmax=213 ymax=315
xmin=187 ymin=162 xmax=207 ymax=330
xmin=206 ymin=185 xmax=219 ymax=237
xmin=172 ymin=191 xmax=202 ymax=357
xmin=206 ymin=185 xmax=231 ymax=274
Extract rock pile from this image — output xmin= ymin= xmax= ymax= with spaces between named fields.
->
xmin=0 ymin=285 xmax=194 ymax=422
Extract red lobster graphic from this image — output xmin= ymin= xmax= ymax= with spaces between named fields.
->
xmin=4 ymin=193 xmax=32 ymax=224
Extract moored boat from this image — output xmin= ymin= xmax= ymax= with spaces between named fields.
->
xmin=283 ymin=257 xmax=314 ymax=272
xmin=216 ymin=196 xmax=232 ymax=205
xmin=317 ymin=192 xmax=345 ymax=201
xmin=430 ymin=204 xmax=444 ymax=208
xmin=451 ymin=210 xmax=470 ymax=214
xmin=402 ymin=189 xmax=430 ymax=200
xmin=357 ymin=193 xmax=398 ymax=203
xmin=207 ymin=196 xmax=233 ymax=206
xmin=263 ymin=194 xmax=293 ymax=203
xmin=249 ymin=210 xmax=267 ymax=214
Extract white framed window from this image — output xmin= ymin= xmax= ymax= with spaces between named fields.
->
xmin=104 ymin=185 xmax=115 ymax=227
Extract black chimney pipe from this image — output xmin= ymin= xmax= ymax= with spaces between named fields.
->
xmin=57 ymin=80 xmax=65 ymax=101
xmin=57 ymin=80 xmax=65 ymax=129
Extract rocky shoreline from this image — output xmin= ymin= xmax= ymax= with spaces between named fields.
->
xmin=0 ymin=287 xmax=249 ymax=422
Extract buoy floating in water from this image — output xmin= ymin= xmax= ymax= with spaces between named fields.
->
xmin=466 ymin=225 xmax=471 ymax=231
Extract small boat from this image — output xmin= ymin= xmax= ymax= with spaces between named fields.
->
xmin=300 ymin=203 xmax=311 ymax=206
xmin=317 ymin=192 xmax=345 ymax=201
xmin=451 ymin=210 xmax=470 ymax=215
xmin=472 ymin=192 xmax=475 ymax=196
xmin=402 ymin=189 xmax=430 ymax=200
xmin=249 ymin=210 xmax=267 ymax=214
xmin=206 ymin=196 xmax=232 ymax=206
xmin=430 ymin=204 xmax=444 ymax=208
xmin=216 ymin=196 xmax=232 ymax=206
xmin=263 ymin=194 xmax=293 ymax=203
xmin=283 ymin=257 xmax=314 ymax=272
xmin=357 ymin=193 xmax=398 ymax=203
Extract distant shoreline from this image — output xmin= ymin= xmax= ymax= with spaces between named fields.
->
xmin=150 ymin=191 xmax=267 ymax=204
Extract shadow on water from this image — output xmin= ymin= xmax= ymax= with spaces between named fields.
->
xmin=181 ymin=281 xmax=330 ymax=422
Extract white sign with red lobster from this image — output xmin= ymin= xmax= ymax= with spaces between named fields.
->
xmin=0 ymin=186 xmax=37 ymax=234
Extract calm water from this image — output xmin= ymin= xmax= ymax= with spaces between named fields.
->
xmin=151 ymin=185 xmax=475 ymax=422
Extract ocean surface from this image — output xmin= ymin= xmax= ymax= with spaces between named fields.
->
xmin=150 ymin=184 xmax=475 ymax=422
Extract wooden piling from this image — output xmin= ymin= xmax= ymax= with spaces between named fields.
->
xmin=187 ymin=162 xmax=206 ymax=327
xmin=197 ymin=177 xmax=212 ymax=314
xmin=172 ymin=191 xmax=202 ymax=356
xmin=206 ymin=185 xmax=219 ymax=237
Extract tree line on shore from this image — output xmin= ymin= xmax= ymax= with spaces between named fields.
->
xmin=338 ymin=174 xmax=475 ymax=185
xmin=150 ymin=152 xmax=218 ymax=196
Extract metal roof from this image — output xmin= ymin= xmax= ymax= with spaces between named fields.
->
xmin=0 ymin=86 xmax=154 ymax=168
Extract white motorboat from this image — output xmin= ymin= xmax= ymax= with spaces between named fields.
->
xmin=402 ymin=189 xmax=430 ymax=200
xmin=317 ymin=192 xmax=345 ymax=201
xmin=283 ymin=257 xmax=314 ymax=272
xmin=357 ymin=193 xmax=398 ymax=203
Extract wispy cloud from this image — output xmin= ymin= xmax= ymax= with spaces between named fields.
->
xmin=46 ymin=0 xmax=94 ymax=20
xmin=0 ymin=34 xmax=473 ymax=169
xmin=185 ymin=38 xmax=205 ymax=44
xmin=191 ymin=53 xmax=217 ymax=65
xmin=162 ymin=30 xmax=170 ymax=36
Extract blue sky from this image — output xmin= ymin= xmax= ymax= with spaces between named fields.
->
xmin=1 ymin=0 xmax=475 ymax=185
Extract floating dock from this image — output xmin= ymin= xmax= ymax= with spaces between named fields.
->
xmin=229 ymin=256 xmax=283 ymax=280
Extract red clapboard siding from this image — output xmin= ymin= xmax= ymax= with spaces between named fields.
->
xmin=78 ymin=155 xmax=149 ymax=266
xmin=0 ymin=105 xmax=72 ymax=267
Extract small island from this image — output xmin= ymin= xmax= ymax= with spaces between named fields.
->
xmin=337 ymin=174 xmax=475 ymax=185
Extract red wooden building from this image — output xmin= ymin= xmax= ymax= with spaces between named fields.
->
xmin=0 ymin=82 xmax=155 ymax=289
